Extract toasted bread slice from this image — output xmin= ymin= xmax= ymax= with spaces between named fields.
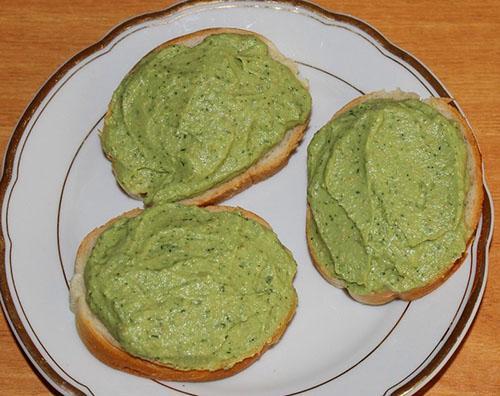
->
xmin=306 ymin=90 xmax=483 ymax=305
xmin=70 ymin=205 xmax=297 ymax=381
xmin=102 ymin=28 xmax=311 ymax=206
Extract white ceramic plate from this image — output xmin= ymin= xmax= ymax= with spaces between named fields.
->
xmin=0 ymin=1 xmax=493 ymax=395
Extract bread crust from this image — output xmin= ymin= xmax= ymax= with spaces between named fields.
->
xmin=306 ymin=90 xmax=483 ymax=305
xmin=70 ymin=206 xmax=297 ymax=381
xmin=102 ymin=28 xmax=311 ymax=206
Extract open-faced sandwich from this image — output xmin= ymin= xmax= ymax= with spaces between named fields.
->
xmin=101 ymin=28 xmax=311 ymax=206
xmin=70 ymin=204 xmax=297 ymax=380
xmin=307 ymin=91 xmax=483 ymax=304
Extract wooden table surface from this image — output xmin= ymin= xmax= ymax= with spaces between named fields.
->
xmin=0 ymin=1 xmax=498 ymax=394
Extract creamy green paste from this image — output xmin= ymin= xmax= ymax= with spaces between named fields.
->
xmin=307 ymin=98 xmax=469 ymax=294
xmin=101 ymin=33 xmax=311 ymax=205
xmin=84 ymin=204 xmax=297 ymax=370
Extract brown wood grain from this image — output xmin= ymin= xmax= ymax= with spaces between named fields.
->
xmin=0 ymin=1 xmax=498 ymax=395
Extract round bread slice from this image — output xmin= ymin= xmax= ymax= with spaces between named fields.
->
xmin=102 ymin=28 xmax=311 ymax=207
xmin=70 ymin=205 xmax=297 ymax=381
xmin=306 ymin=90 xmax=483 ymax=305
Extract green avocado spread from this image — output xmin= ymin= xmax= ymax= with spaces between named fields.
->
xmin=101 ymin=33 xmax=311 ymax=205
xmin=84 ymin=204 xmax=297 ymax=371
xmin=307 ymin=98 xmax=469 ymax=295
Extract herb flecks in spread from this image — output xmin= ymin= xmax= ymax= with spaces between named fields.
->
xmin=307 ymin=98 xmax=469 ymax=294
xmin=84 ymin=204 xmax=297 ymax=371
xmin=101 ymin=33 xmax=311 ymax=205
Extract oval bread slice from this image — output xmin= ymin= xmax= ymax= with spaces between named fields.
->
xmin=103 ymin=28 xmax=311 ymax=206
xmin=70 ymin=206 xmax=297 ymax=381
xmin=306 ymin=90 xmax=483 ymax=305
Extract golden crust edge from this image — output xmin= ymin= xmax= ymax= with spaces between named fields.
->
xmin=70 ymin=205 xmax=297 ymax=381
xmin=101 ymin=27 xmax=311 ymax=206
xmin=305 ymin=90 xmax=484 ymax=305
